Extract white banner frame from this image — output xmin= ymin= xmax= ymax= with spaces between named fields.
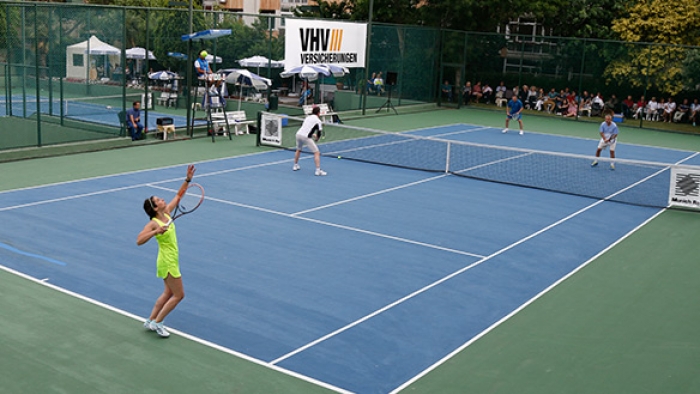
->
xmin=260 ymin=113 xmax=283 ymax=147
xmin=285 ymin=19 xmax=367 ymax=69
xmin=669 ymin=166 xmax=700 ymax=209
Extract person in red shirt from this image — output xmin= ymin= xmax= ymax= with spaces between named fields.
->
xmin=621 ymin=95 xmax=634 ymax=119
xmin=633 ymin=95 xmax=646 ymax=119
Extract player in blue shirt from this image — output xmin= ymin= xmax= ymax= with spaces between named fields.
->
xmin=591 ymin=114 xmax=619 ymax=170
xmin=503 ymin=95 xmax=524 ymax=135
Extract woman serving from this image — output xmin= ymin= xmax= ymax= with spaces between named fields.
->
xmin=137 ymin=164 xmax=196 ymax=338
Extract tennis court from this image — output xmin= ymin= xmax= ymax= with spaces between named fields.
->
xmin=1 ymin=94 xmax=198 ymax=130
xmin=2 ymin=109 xmax=700 ymax=393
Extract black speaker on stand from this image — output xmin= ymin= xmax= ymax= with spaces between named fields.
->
xmin=377 ymin=71 xmax=398 ymax=115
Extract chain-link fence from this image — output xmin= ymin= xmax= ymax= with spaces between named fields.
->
xmin=2 ymin=2 xmax=700 ymax=151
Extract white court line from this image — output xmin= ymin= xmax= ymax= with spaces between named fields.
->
xmin=389 ymin=207 xmax=666 ymax=394
xmin=389 ymin=152 xmax=698 ymax=393
xmin=0 ymin=158 xmax=294 ymax=213
xmin=291 ymin=174 xmax=449 ymax=216
xmin=270 ymin=194 xmax=615 ymax=365
xmin=271 ymin=151 xmax=697 ymax=370
xmin=428 ymin=126 xmax=490 ymax=138
xmin=0 ymin=263 xmax=352 ymax=394
xmin=149 ymin=184 xmax=487 ymax=259
xmin=0 ymin=184 xmax=144 ymax=212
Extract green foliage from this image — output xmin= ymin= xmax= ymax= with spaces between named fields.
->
xmin=606 ymin=0 xmax=700 ymax=94
xmin=152 ymin=9 xmax=206 ymax=71
xmin=547 ymin=0 xmax=625 ymax=39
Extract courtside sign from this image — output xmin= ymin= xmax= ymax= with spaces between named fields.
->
xmin=285 ymin=19 xmax=367 ymax=68
xmin=669 ymin=167 xmax=700 ymax=209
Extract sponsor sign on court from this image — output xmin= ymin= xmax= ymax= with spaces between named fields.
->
xmin=669 ymin=167 xmax=700 ymax=208
xmin=261 ymin=114 xmax=282 ymax=146
xmin=285 ymin=19 xmax=367 ymax=68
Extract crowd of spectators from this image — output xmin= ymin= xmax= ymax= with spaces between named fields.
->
xmin=440 ymin=80 xmax=700 ymax=127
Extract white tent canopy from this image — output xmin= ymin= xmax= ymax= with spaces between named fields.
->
xmin=66 ymin=35 xmax=121 ymax=80
xmin=126 ymin=47 xmax=156 ymax=60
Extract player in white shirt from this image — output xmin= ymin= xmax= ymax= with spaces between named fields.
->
xmin=591 ymin=114 xmax=619 ymax=170
xmin=293 ymin=106 xmax=327 ymax=176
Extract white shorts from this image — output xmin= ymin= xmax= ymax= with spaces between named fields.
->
xmin=296 ymin=134 xmax=319 ymax=153
xmin=598 ymin=136 xmax=617 ymax=151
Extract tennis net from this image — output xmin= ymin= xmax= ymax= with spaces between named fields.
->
xmin=258 ymin=112 xmax=700 ymax=209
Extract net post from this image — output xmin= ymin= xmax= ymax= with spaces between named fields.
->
xmin=445 ymin=141 xmax=451 ymax=173
xmin=256 ymin=111 xmax=262 ymax=147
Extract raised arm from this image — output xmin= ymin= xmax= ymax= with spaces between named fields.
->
xmin=166 ymin=165 xmax=196 ymax=214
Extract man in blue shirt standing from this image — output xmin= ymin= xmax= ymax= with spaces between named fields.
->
xmin=591 ymin=114 xmax=619 ymax=170
xmin=126 ymin=101 xmax=144 ymax=141
xmin=503 ymin=95 xmax=524 ymax=135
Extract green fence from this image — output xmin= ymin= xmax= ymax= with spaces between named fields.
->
xmin=2 ymin=1 xmax=700 ymax=151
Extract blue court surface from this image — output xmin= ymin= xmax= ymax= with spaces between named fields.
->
xmin=0 ymin=125 xmax=697 ymax=393
xmin=1 ymin=95 xmax=202 ymax=130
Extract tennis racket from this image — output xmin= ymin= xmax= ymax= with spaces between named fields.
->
xmin=168 ymin=183 xmax=205 ymax=224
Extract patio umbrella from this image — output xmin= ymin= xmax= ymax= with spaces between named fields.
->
xmin=149 ymin=70 xmax=178 ymax=80
xmin=280 ymin=65 xmax=333 ymax=105
xmin=167 ymin=52 xmax=188 ymax=60
xmin=219 ymin=68 xmax=271 ymax=110
xmin=238 ymin=56 xmax=284 ymax=74
xmin=280 ymin=64 xmax=330 ymax=81
xmin=319 ymin=64 xmax=349 ymax=78
xmin=206 ymin=54 xmax=223 ymax=64
xmin=126 ymin=47 xmax=156 ymax=60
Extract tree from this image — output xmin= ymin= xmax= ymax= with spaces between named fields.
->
xmin=546 ymin=0 xmax=625 ymax=40
xmin=605 ymin=0 xmax=700 ymax=95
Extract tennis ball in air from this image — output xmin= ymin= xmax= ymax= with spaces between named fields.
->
xmin=337 ymin=156 xmax=342 ymax=159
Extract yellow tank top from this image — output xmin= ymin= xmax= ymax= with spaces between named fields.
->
xmin=152 ymin=215 xmax=179 ymax=276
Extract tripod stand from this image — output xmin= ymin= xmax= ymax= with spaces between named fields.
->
xmin=376 ymin=84 xmax=398 ymax=114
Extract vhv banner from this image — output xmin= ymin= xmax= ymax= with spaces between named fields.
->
xmin=285 ymin=19 xmax=367 ymax=68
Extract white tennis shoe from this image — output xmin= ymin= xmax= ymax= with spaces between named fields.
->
xmin=292 ymin=164 xmax=300 ymax=171
xmin=519 ymin=129 xmax=524 ymax=135
xmin=154 ymin=322 xmax=170 ymax=338
xmin=315 ymin=169 xmax=327 ymax=176
xmin=144 ymin=320 xmax=155 ymax=331
xmin=502 ymin=128 xmax=508 ymax=133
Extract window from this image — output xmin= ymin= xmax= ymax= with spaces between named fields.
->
xmin=73 ymin=54 xmax=84 ymax=67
